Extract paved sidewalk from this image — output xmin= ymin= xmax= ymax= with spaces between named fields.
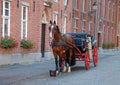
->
xmin=98 ymin=48 xmax=120 ymax=55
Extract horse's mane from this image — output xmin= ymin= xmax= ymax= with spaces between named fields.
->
xmin=56 ymin=25 xmax=61 ymax=34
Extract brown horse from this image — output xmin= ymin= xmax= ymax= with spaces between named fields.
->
xmin=49 ymin=21 xmax=75 ymax=74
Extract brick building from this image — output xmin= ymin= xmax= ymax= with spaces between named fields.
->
xmin=73 ymin=0 xmax=117 ymax=49
xmin=0 ymin=0 xmax=74 ymax=65
xmin=0 ymin=0 xmax=119 ymax=65
xmin=116 ymin=0 xmax=120 ymax=48
xmin=0 ymin=0 xmax=44 ymax=65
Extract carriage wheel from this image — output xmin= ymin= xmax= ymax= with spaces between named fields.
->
xmin=93 ymin=46 xmax=98 ymax=67
xmin=85 ymin=52 xmax=90 ymax=70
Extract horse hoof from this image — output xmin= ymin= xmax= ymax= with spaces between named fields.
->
xmin=63 ymin=67 xmax=67 ymax=72
xmin=68 ymin=67 xmax=71 ymax=73
xmin=56 ymin=70 xmax=59 ymax=75
xmin=68 ymin=69 xmax=71 ymax=72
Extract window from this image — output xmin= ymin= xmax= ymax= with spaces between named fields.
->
xmin=82 ymin=20 xmax=85 ymax=32
xmin=2 ymin=0 xmax=10 ymax=37
xmin=64 ymin=0 xmax=68 ymax=6
xmin=107 ymin=1 xmax=110 ymax=21
xmin=73 ymin=0 xmax=78 ymax=9
xmin=21 ymin=6 xmax=28 ymax=39
xmin=88 ymin=21 xmax=92 ymax=34
xmin=112 ymin=3 xmax=115 ymax=22
xmin=54 ymin=0 xmax=58 ymax=3
xmin=89 ymin=0 xmax=92 ymax=11
xmin=103 ymin=0 xmax=105 ymax=18
xmin=62 ymin=16 xmax=67 ymax=33
xmin=82 ymin=0 xmax=85 ymax=12
xmin=73 ymin=18 xmax=78 ymax=32
xmin=53 ymin=11 xmax=58 ymax=24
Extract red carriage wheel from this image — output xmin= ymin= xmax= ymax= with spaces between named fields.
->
xmin=93 ymin=46 xmax=98 ymax=67
xmin=85 ymin=52 xmax=90 ymax=70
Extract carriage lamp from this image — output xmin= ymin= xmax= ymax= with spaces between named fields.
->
xmin=93 ymin=1 xmax=97 ymax=10
xmin=93 ymin=1 xmax=97 ymax=39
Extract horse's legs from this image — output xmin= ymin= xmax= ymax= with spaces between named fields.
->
xmin=68 ymin=49 xmax=73 ymax=72
xmin=63 ymin=61 xmax=67 ymax=72
xmin=59 ymin=57 xmax=63 ymax=72
xmin=55 ymin=57 xmax=59 ymax=74
xmin=68 ymin=60 xmax=71 ymax=72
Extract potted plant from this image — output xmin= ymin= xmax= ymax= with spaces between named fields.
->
xmin=102 ymin=42 xmax=107 ymax=49
xmin=44 ymin=1 xmax=52 ymax=7
xmin=0 ymin=36 xmax=18 ymax=49
xmin=20 ymin=39 xmax=33 ymax=49
xmin=111 ymin=42 xmax=115 ymax=48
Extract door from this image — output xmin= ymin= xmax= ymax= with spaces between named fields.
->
xmin=97 ymin=33 xmax=101 ymax=48
xmin=41 ymin=24 xmax=46 ymax=57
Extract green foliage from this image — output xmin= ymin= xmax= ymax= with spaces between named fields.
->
xmin=45 ymin=1 xmax=52 ymax=7
xmin=20 ymin=39 xmax=33 ymax=49
xmin=0 ymin=36 xmax=18 ymax=49
xmin=102 ymin=42 xmax=115 ymax=49
xmin=102 ymin=42 xmax=107 ymax=49
xmin=107 ymin=43 xmax=111 ymax=49
xmin=111 ymin=42 xmax=115 ymax=48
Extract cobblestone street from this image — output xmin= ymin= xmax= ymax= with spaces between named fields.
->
xmin=0 ymin=50 xmax=120 ymax=85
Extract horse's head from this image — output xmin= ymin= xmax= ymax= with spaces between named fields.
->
xmin=49 ymin=20 xmax=60 ymax=44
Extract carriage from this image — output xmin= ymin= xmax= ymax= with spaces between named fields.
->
xmin=67 ymin=32 xmax=98 ymax=70
xmin=49 ymin=21 xmax=98 ymax=76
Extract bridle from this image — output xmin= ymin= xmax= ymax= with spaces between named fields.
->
xmin=49 ymin=23 xmax=56 ymax=46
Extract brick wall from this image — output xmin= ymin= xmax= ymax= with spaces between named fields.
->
xmin=0 ymin=0 xmax=119 ymax=55
xmin=0 ymin=0 xmax=44 ymax=54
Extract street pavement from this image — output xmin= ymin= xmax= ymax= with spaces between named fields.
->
xmin=0 ymin=49 xmax=120 ymax=85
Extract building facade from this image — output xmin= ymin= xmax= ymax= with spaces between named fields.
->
xmin=0 ymin=0 xmax=119 ymax=65
xmin=116 ymin=0 xmax=120 ymax=48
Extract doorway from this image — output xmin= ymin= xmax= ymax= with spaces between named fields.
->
xmin=41 ymin=24 xmax=46 ymax=57
xmin=97 ymin=33 xmax=101 ymax=48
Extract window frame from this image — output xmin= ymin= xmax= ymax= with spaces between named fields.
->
xmin=62 ymin=15 xmax=67 ymax=33
xmin=54 ymin=0 xmax=58 ymax=3
xmin=73 ymin=17 xmax=78 ymax=33
xmin=2 ymin=0 xmax=10 ymax=37
xmin=74 ymin=0 xmax=78 ymax=10
xmin=21 ymin=5 xmax=28 ymax=39
xmin=64 ymin=0 xmax=68 ymax=7
xmin=82 ymin=20 xmax=86 ymax=32
xmin=82 ymin=0 xmax=85 ymax=12
xmin=53 ymin=11 xmax=58 ymax=24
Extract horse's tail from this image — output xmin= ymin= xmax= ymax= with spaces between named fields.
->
xmin=65 ymin=47 xmax=76 ymax=66
xmin=70 ymin=48 xmax=76 ymax=66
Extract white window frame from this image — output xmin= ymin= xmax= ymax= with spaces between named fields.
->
xmin=54 ymin=0 xmax=58 ymax=3
xmin=82 ymin=0 xmax=85 ymax=12
xmin=103 ymin=0 xmax=105 ymax=18
xmin=88 ymin=21 xmax=92 ymax=34
xmin=107 ymin=1 xmax=110 ymax=21
xmin=89 ymin=0 xmax=92 ymax=11
xmin=73 ymin=17 xmax=78 ymax=32
xmin=62 ymin=15 xmax=67 ymax=33
xmin=21 ymin=5 xmax=28 ymax=39
xmin=74 ymin=0 xmax=78 ymax=9
xmin=82 ymin=20 xmax=86 ymax=32
xmin=73 ymin=19 xmax=77 ymax=32
xmin=64 ymin=0 xmax=68 ymax=6
xmin=2 ymin=0 xmax=11 ymax=37
xmin=53 ymin=11 xmax=58 ymax=24
xmin=112 ymin=3 xmax=115 ymax=22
